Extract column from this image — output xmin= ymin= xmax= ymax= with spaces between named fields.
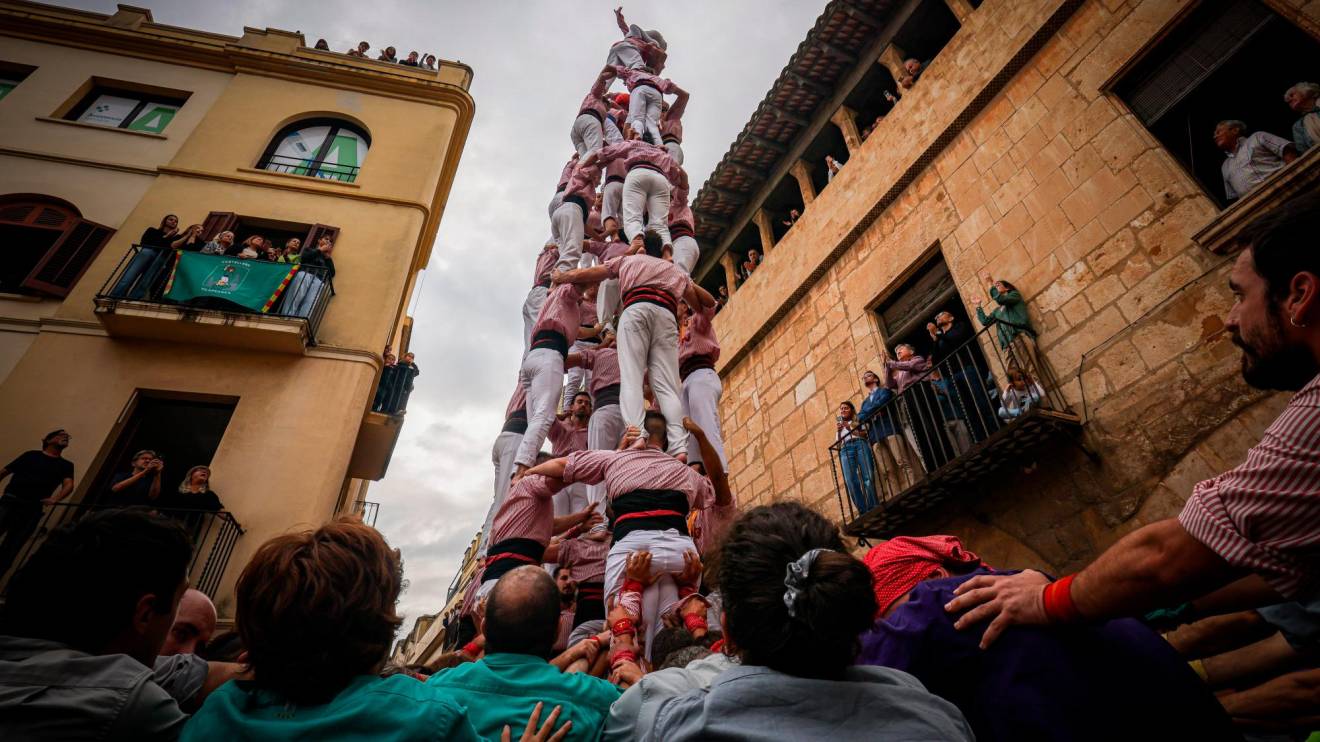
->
xmin=754 ymin=208 xmax=777 ymax=253
xmin=878 ymin=44 xmax=907 ymax=83
xmin=943 ymin=0 xmax=973 ymax=24
xmin=790 ymin=160 xmax=816 ymax=206
xmin=719 ymin=252 xmax=739 ymax=294
xmin=831 ymin=106 xmax=862 ymax=153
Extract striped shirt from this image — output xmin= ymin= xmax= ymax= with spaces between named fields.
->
xmin=578 ymin=347 xmax=621 ymax=395
xmin=558 ymin=534 xmax=609 ymax=583
xmin=1178 ymin=373 xmax=1320 ymax=599
xmin=612 ymin=66 xmax=666 ymax=93
xmin=693 ymin=494 xmax=739 ymax=556
xmin=504 ymin=382 xmax=527 ymax=420
xmin=605 ymin=254 xmax=692 ymax=303
xmin=556 ymin=155 xmax=578 ymax=190
xmin=1221 ymin=132 xmax=1292 ymax=201
xmin=531 ymin=244 xmax=559 ymax=288
xmin=680 ymin=303 xmax=720 ymax=364
xmin=659 ymin=82 xmax=687 ymax=142
xmin=579 ymin=71 xmax=612 ymax=118
xmin=562 ymin=161 xmax=602 ymax=208
xmin=668 ymin=169 xmax=693 ymax=228
xmin=531 ymin=283 xmax=584 ymax=344
xmin=490 ymin=474 xmax=559 ymax=547
xmin=562 ymin=447 xmax=714 ymax=511
xmin=549 ymin=417 xmax=590 ymax=457
xmin=593 ymin=141 xmax=680 ymax=182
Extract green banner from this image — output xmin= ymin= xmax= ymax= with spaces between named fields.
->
xmin=163 ymin=251 xmax=298 ymax=312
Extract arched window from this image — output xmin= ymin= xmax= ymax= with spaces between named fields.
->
xmin=0 ymin=195 xmax=114 ymax=297
xmin=257 ymin=118 xmax=371 ymax=183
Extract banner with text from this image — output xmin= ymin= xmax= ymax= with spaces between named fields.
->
xmin=164 ymin=251 xmax=298 ymax=313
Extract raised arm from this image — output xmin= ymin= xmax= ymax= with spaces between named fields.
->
xmin=524 ymin=456 xmax=568 ymax=481
xmin=667 ymin=85 xmax=689 ymax=120
xmin=684 ymin=280 xmax=715 ymax=311
xmin=552 ymin=264 xmax=612 ymax=286
xmin=614 ymin=6 xmax=629 ymax=35
xmin=684 ymin=418 xmax=731 ymax=506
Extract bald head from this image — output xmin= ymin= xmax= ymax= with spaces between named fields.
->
xmin=484 ymin=566 xmax=559 ymax=659
xmin=160 ymin=588 xmax=216 ymax=656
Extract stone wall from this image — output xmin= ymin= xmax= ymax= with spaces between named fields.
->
xmin=712 ymin=0 xmax=1315 ymax=570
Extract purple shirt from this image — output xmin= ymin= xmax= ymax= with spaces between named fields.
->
xmin=605 ymin=254 xmax=692 ymax=303
xmin=858 ymin=569 xmax=1235 ymax=742
xmin=885 ymin=355 xmax=931 ymax=392
xmin=562 ymin=448 xmax=714 ymax=511
xmin=532 ymin=283 xmax=584 ymax=343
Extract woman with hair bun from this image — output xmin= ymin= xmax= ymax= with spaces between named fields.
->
xmin=642 ymin=501 xmax=973 ymax=741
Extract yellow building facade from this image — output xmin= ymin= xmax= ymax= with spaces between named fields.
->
xmin=0 ymin=1 xmax=473 ymax=617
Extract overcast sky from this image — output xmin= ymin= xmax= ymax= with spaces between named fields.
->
xmin=60 ymin=0 xmax=822 ymax=631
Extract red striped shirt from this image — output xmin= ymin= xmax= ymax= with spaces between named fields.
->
xmin=1178 ymin=373 xmax=1320 ymax=599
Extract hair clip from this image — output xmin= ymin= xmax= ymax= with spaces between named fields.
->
xmin=783 ymin=548 xmax=828 ymax=618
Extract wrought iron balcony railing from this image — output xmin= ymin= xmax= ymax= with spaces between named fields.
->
xmin=353 ymin=499 xmax=380 ymax=527
xmin=258 ymin=154 xmax=361 ymax=183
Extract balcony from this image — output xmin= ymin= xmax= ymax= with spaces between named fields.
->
xmin=351 ymin=499 xmax=380 ymax=527
xmin=93 ymin=245 xmax=334 ymax=353
xmin=831 ymin=327 xmax=1082 ymax=538
xmin=0 ymin=502 xmax=244 ymax=597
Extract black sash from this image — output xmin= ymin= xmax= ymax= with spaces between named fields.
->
xmin=530 ymin=330 xmax=569 ymax=360
xmin=483 ymin=537 xmax=546 ymax=584
xmin=573 ymin=581 xmax=605 ymax=625
xmin=623 ymin=286 xmax=678 ymax=320
xmin=593 ymin=383 xmax=620 ymax=409
xmin=502 ymin=409 xmax=528 ymax=434
xmin=610 ymin=489 xmax=689 ymax=543
xmin=680 ymin=355 xmax=716 ymax=381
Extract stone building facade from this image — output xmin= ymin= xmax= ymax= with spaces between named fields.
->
xmin=695 ymin=0 xmax=1320 ymax=571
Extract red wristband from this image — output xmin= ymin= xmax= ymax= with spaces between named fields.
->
xmin=611 ymin=618 xmax=635 ymax=637
xmin=682 ymin=612 xmax=708 ymax=633
xmin=1042 ymin=574 xmax=1081 ymax=624
xmin=622 ymin=578 xmax=644 ymax=594
xmin=709 ymin=638 xmax=725 ymax=654
xmin=678 ymin=583 xmax=697 ymax=599
xmin=611 ymin=649 xmax=638 ymax=667
xmin=461 ymin=641 xmax=481 ymax=657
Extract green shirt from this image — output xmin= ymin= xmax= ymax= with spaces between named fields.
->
xmin=427 ymin=652 xmax=621 ymax=742
xmin=975 ymin=286 xmax=1034 ymax=349
xmin=181 ymin=674 xmax=482 ymax=741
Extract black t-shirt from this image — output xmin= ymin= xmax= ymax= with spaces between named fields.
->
xmin=160 ymin=489 xmax=223 ymax=513
xmin=109 ymin=470 xmax=159 ymax=508
xmin=139 ymin=227 xmax=175 ymax=250
xmin=3 ymin=451 xmax=74 ymax=502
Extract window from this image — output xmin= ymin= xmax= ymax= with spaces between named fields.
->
xmin=196 ymin=211 xmax=339 ymax=253
xmin=0 ymin=62 xmax=35 ymax=102
xmin=0 ymin=196 xmax=114 ymax=297
xmin=64 ymin=82 xmax=189 ymax=134
xmin=258 ymin=118 xmax=371 ymax=183
xmin=1113 ymin=0 xmax=1320 ymax=206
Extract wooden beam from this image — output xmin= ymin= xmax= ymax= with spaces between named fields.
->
xmin=719 ymin=251 xmax=739 ymax=294
xmin=707 ymin=185 xmax=748 ymax=204
xmin=790 ymin=160 xmax=816 ymax=206
xmin=723 ymin=160 xmax=767 ymax=181
xmin=754 ymin=208 xmax=777 ymax=254
xmin=944 ymin=0 xmax=974 ymax=24
xmin=815 ymin=39 xmax=856 ymax=65
xmin=765 ymin=103 xmax=809 ymax=128
xmin=831 ymin=105 xmax=862 ymax=153
xmin=785 ymin=70 xmax=832 ymax=99
xmin=744 ymin=133 xmax=788 ymax=154
xmin=837 ymin=2 xmax=883 ymax=28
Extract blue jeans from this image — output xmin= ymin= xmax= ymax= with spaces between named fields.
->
xmin=284 ymin=272 xmax=324 ymax=318
xmin=840 ymin=438 xmax=878 ymax=514
xmin=110 ymin=247 xmax=170 ymax=299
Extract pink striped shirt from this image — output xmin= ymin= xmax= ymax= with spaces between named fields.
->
xmin=579 ymin=298 xmax=598 ymax=330
xmin=680 ymin=303 xmax=720 ymax=364
xmin=615 ymin=35 xmax=667 ymax=71
xmin=612 ymin=66 xmax=666 ymax=93
xmin=886 ymin=355 xmax=931 ymax=392
xmin=605 ymin=153 xmax=628 ymax=183
xmin=556 ymin=155 xmax=578 ymax=190
xmin=562 ymin=447 xmax=714 ymax=511
xmin=660 ymin=82 xmax=687 ymax=141
xmin=504 ymin=381 xmax=527 ymax=419
xmin=584 ymin=240 xmax=612 ymax=259
xmin=668 ymin=169 xmax=692 ymax=228
xmin=532 ymin=283 xmax=584 ymax=343
xmin=579 ymin=347 xmax=621 ymax=395
xmin=693 ymin=493 xmax=738 ymax=556
xmin=1179 ymin=373 xmax=1320 ymax=599
xmin=579 ymin=71 xmax=612 ymax=118
xmin=558 ymin=534 xmax=609 ymax=583
xmin=531 ymin=244 xmax=559 ymax=287
xmin=490 ymin=473 xmax=558 ymax=547
xmin=600 ymin=238 xmax=633 ymax=262
xmin=593 ymin=141 xmax=679 ymax=182
xmin=549 ymin=417 xmax=590 ymax=457
xmin=605 ymin=254 xmax=693 ymax=303
xmin=563 ymin=161 xmax=602 ymax=207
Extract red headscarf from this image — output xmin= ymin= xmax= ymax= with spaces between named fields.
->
xmin=612 ymin=92 xmax=630 ymax=109
xmin=865 ymin=535 xmax=982 ymax=615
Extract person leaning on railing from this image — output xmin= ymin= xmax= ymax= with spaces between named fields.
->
xmin=284 ymin=236 xmax=336 ymax=318
xmin=836 ymin=400 xmax=878 ymax=515
xmin=973 ymin=272 xmax=1035 ymax=354
xmin=0 ymin=429 xmax=74 ymax=576
xmin=860 ymin=369 xmax=921 ymax=496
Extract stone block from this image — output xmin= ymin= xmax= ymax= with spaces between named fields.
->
xmin=992 ymin=167 xmax=1039 ymax=215
xmin=1130 ymin=316 xmax=1205 ymax=370
xmin=1060 ymin=164 xmax=1138 ymax=230
xmin=1097 ymin=184 xmax=1154 ymax=233
xmin=1117 ymin=252 xmax=1204 ymax=322
xmin=1093 ymin=115 xmax=1152 ymax=172
xmin=1082 ymin=273 xmax=1125 ymax=309
xmin=1063 ymin=96 xmax=1120 ymax=152
xmin=935 ymin=131 xmax=979 ymax=180
xmin=1004 ymin=95 xmax=1050 ymax=143
xmin=1060 ymin=293 xmax=1094 ymax=327
xmin=793 ymin=371 xmax=817 ymax=406
xmin=1021 ymin=207 xmax=1074 ymax=264
xmin=1034 ymin=259 xmax=1094 ymax=312
xmin=945 ymin=158 xmax=994 ymax=219
xmin=1136 ymin=197 xmax=1218 ymax=266
xmin=1047 ymin=304 xmax=1128 ymax=373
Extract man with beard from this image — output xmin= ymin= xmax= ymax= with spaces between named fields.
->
xmin=945 ymin=199 xmax=1320 ymax=648
xmin=552 ymin=566 xmax=577 ymax=653
xmin=0 ymin=430 xmax=74 ymax=574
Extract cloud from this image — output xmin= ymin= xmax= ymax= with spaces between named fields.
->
xmin=60 ymin=0 xmax=822 ymax=629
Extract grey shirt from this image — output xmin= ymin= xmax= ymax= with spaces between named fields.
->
xmin=603 ymin=652 xmax=736 ymax=742
xmin=152 ymin=653 xmax=208 ymax=705
xmin=1221 ymin=131 xmax=1293 ymax=200
xmin=643 ymin=663 xmax=974 ymax=742
xmin=0 ymin=635 xmax=187 ymax=741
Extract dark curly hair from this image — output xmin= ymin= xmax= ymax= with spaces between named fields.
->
xmin=715 ymin=501 xmax=876 ymax=679
xmin=236 ymin=517 xmax=403 ymax=704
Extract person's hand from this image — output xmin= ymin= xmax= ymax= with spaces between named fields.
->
xmin=575 ymin=636 xmax=601 ymax=664
xmin=610 ymin=660 xmax=644 ymax=688
xmin=151 ymin=458 xmax=165 ymax=472
xmin=625 ymin=550 xmax=654 ymax=585
xmin=981 ymin=271 xmax=993 ymax=285
xmin=675 ymin=550 xmax=702 ymax=586
xmin=549 ymin=270 xmax=565 ymax=285
xmin=681 ymin=416 xmax=703 ymax=435
xmin=943 ymin=570 xmax=1052 ymax=648
xmin=973 ymin=296 xmax=982 ymax=307
xmin=926 ymin=322 xmax=938 ymax=337
xmin=501 ymin=702 xmax=571 ymax=742
xmin=577 ymin=504 xmax=603 ymax=529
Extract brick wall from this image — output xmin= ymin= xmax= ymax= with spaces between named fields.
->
xmin=712 ymin=0 xmax=1317 ymax=570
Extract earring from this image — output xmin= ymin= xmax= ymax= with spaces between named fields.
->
xmin=1292 ymin=315 xmax=1308 ymax=328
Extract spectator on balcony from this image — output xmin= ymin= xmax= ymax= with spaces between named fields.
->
xmin=837 ymin=401 xmax=878 ymax=514
xmin=974 ymin=272 xmax=1034 ymax=353
xmin=377 ymin=45 xmax=398 ymax=63
xmin=885 ymin=344 xmax=930 ymax=393
xmin=174 ymin=223 xmax=204 ymax=252
xmin=740 ymin=249 xmax=761 ymax=281
xmin=236 ymin=235 xmax=264 ymax=260
xmin=0 ymin=429 xmax=73 ymax=576
xmin=1215 ymin=119 xmax=1298 ymax=202
xmin=646 ymin=502 xmax=974 ymax=740
xmin=825 ymin=155 xmax=844 ymax=183
xmin=781 ymin=209 xmax=801 ymax=230
xmin=1285 ymin=82 xmax=1320 ymax=154
xmin=0 ymin=508 xmax=204 ymax=739
xmin=903 ymin=58 xmax=924 ymax=82
xmin=885 ymin=344 xmax=944 ymax=472
xmin=162 ymin=465 xmax=224 ymax=514
xmin=313 ymin=38 xmax=329 ymax=51
xmin=861 ymin=369 xmax=920 ymax=496
xmin=857 ymin=536 xmax=1236 ymax=742
xmin=110 ymin=214 xmax=179 ymax=299
xmin=373 ymin=353 xmax=399 ymax=413
xmin=715 ymin=284 xmax=729 ymax=312
xmin=200 ymin=230 xmax=234 ymax=256
xmin=929 ymin=311 xmax=997 ymax=443
xmin=400 ymin=50 xmax=421 ymax=67
xmin=347 ymin=41 xmax=369 ymax=57
xmin=930 ymin=370 xmax=973 ymax=456
xmin=423 ymin=53 xmax=438 ymax=70
xmin=109 ymin=450 xmax=165 ymax=508
xmin=278 ymin=237 xmax=301 ymax=264
xmin=181 ymin=518 xmax=500 ymax=741
xmin=285 ymin=236 xmax=336 ymax=318
xmin=998 ymin=367 xmax=1046 ymax=420
xmin=261 ymin=243 xmax=282 ymax=262
xmin=396 ymin=352 xmax=421 ymax=411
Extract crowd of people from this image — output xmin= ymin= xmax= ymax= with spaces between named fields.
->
xmin=1218 ymin=82 xmax=1320 ymax=202
xmin=3 ymin=8 xmax=1320 ymax=740
xmin=318 ymin=38 xmax=440 ymax=70
xmin=107 ymin=213 xmax=336 ymax=319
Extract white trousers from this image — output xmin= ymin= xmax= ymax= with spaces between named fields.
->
xmin=521 ymin=285 xmax=548 ymax=353
xmin=622 ymin=168 xmax=672 ymax=244
xmin=671 ymin=235 xmax=699 ymax=275
xmin=597 ymin=278 xmax=622 ymax=332
xmin=627 ymin=84 xmax=662 ymax=144
xmin=664 ymin=140 xmax=684 ymax=166
xmin=479 ymin=430 xmax=523 ymax=557
xmin=601 ymin=180 xmax=624 ymax=229
xmin=604 ymin=116 xmax=623 ymax=145
xmin=606 ymin=41 xmax=646 ymax=70
xmin=682 ymin=368 xmax=726 ymax=469
xmin=586 ymin=403 xmax=626 ymax=506
xmin=617 ymin=302 xmax=687 ymax=456
xmin=562 ymin=341 xmax=594 ymax=409
xmin=515 ymin=348 xmax=564 ymax=467
xmin=606 ymin=528 xmax=694 ymax=660
xmin=571 ymin=113 xmax=604 ymax=157
xmin=551 ymin=202 xmax=584 ymax=273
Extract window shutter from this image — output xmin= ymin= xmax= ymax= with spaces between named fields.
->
xmin=200 ymin=211 xmax=237 ymax=242
xmin=21 ymin=218 xmax=115 ymax=297
xmin=303 ymin=223 xmax=341 ymax=249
